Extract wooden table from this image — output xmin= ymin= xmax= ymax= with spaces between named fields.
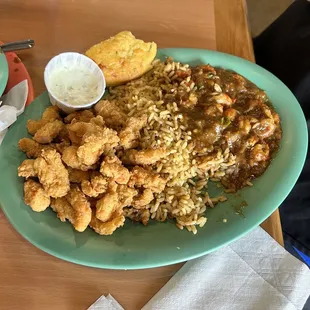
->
xmin=0 ymin=0 xmax=283 ymax=309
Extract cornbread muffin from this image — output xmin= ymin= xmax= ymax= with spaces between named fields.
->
xmin=85 ymin=31 xmax=157 ymax=86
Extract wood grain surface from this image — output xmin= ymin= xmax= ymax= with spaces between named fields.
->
xmin=0 ymin=0 xmax=216 ymax=96
xmin=0 ymin=0 xmax=283 ymax=309
xmin=215 ymin=0 xmax=254 ymax=61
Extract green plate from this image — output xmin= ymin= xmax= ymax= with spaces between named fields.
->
xmin=0 ymin=48 xmax=308 ymax=269
xmin=0 ymin=52 xmax=9 ymax=97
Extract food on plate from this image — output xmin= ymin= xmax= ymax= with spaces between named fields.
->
xmin=100 ymin=156 xmax=130 ymax=185
xmin=94 ymin=100 xmax=127 ymax=128
xmin=68 ymin=168 xmax=90 ymax=183
xmin=27 ymin=106 xmax=61 ymax=135
xmin=128 ymin=166 xmax=167 ymax=193
xmin=24 ymin=179 xmax=50 ymax=212
xmin=85 ymin=31 xmax=157 ymax=86
xmin=77 ymin=127 xmax=119 ymax=166
xmin=64 ymin=110 xmax=94 ymax=124
xmin=18 ymin=159 xmax=36 ymax=179
xmin=18 ymin=138 xmax=52 ymax=158
xmin=62 ymin=145 xmax=97 ymax=171
xmin=17 ymin=56 xmax=281 ymax=235
xmin=132 ymin=188 xmax=154 ymax=208
xmin=66 ymin=117 xmax=102 ymax=145
xmin=33 ymin=149 xmax=70 ymax=198
xmin=125 ymin=147 xmax=170 ymax=165
xmin=81 ymin=171 xmax=109 ymax=197
xmin=51 ymin=186 xmax=91 ymax=232
xmin=95 ymin=191 xmax=121 ymax=222
xmin=90 ymin=209 xmax=125 ymax=236
xmin=119 ymin=115 xmax=148 ymax=149
xmin=33 ymin=119 xmax=64 ymax=144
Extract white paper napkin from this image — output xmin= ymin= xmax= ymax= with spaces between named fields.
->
xmin=88 ymin=227 xmax=310 ymax=310
xmin=88 ymin=294 xmax=124 ymax=310
xmin=142 ymin=226 xmax=310 ymax=310
xmin=0 ymin=80 xmax=28 ymax=145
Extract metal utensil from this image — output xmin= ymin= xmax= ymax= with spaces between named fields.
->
xmin=0 ymin=39 xmax=34 ymax=53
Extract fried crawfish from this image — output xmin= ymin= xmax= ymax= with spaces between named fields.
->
xmin=62 ymin=146 xmax=96 ymax=171
xmin=18 ymin=159 xmax=36 ymax=179
xmin=100 ymin=155 xmax=130 ymax=184
xmin=34 ymin=149 xmax=70 ymax=197
xmin=128 ymin=166 xmax=167 ymax=193
xmin=27 ymin=106 xmax=61 ymax=135
xmin=81 ymin=171 xmax=109 ymax=197
xmin=33 ymin=119 xmax=64 ymax=144
xmin=119 ymin=115 xmax=147 ymax=149
xmin=24 ymin=179 xmax=50 ymax=212
xmin=51 ymin=186 xmax=91 ymax=232
xmin=94 ymin=100 xmax=127 ymax=128
xmin=125 ymin=147 xmax=169 ymax=165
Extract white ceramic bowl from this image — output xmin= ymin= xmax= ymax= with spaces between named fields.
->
xmin=44 ymin=52 xmax=105 ymax=113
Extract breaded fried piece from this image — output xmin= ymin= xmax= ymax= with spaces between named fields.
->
xmin=24 ymin=179 xmax=50 ymax=212
xmin=66 ymin=116 xmax=105 ymax=145
xmin=56 ymin=126 xmax=71 ymax=143
xmin=100 ymin=155 xmax=130 ymax=184
xmin=108 ymin=180 xmax=118 ymax=192
xmin=119 ymin=115 xmax=147 ymax=149
xmin=96 ymin=191 xmax=119 ymax=222
xmin=53 ymin=140 xmax=71 ymax=154
xmin=94 ymin=100 xmax=127 ymax=128
xmin=34 ymin=149 xmax=70 ymax=198
xmin=33 ymin=120 xmax=64 ymax=144
xmin=64 ymin=110 xmax=94 ymax=124
xmin=18 ymin=138 xmax=51 ymax=158
xmin=81 ymin=171 xmax=109 ymax=197
xmin=51 ymin=127 xmax=71 ymax=154
xmin=125 ymin=147 xmax=169 ymax=165
xmin=94 ymin=184 xmax=136 ymax=222
xmin=118 ymin=184 xmax=138 ymax=207
xmin=51 ymin=197 xmax=74 ymax=225
xmin=27 ymin=106 xmax=61 ymax=135
xmin=19 ymin=136 xmax=67 ymax=158
xmin=68 ymin=168 xmax=90 ymax=183
xmin=77 ymin=128 xmax=119 ymax=166
xmin=128 ymin=166 xmax=167 ymax=193
xmin=62 ymin=146 xmax=96 ymax=171
xmin=132 ymin=188 xmax=154 ymax=208
xmin=124 ymin=207 xmax=150 ymax=226
xmin=51 ymin=186 xmax=91 ymax=232
xmin=85 ymin=31 xmax=157 ymax=86
xmin=18 ymin=159 xmax=36 ymax=179
xmin=90 ymin=209 xmax=125 ymax=235
xmin=66 ymin=122 xmax=94 ymax=145
xmin=89 ymin=115 xmax=105 ymax=128
xmin=141 ymin=209 xmax=150 ymax=226
xmin=65 ymin=186 xmax=92 ymax=231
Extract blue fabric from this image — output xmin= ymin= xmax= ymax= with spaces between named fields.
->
xmin=294 ymin=247 xmax=310 ymax=267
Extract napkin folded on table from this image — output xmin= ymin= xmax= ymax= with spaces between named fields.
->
xmin=0 ymin=80 xmax=28 ymax=145
xmin=89 ymin=227 xmax=310 ymax=310
xmin=88 ymin=295 xmax=124 ymax=310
